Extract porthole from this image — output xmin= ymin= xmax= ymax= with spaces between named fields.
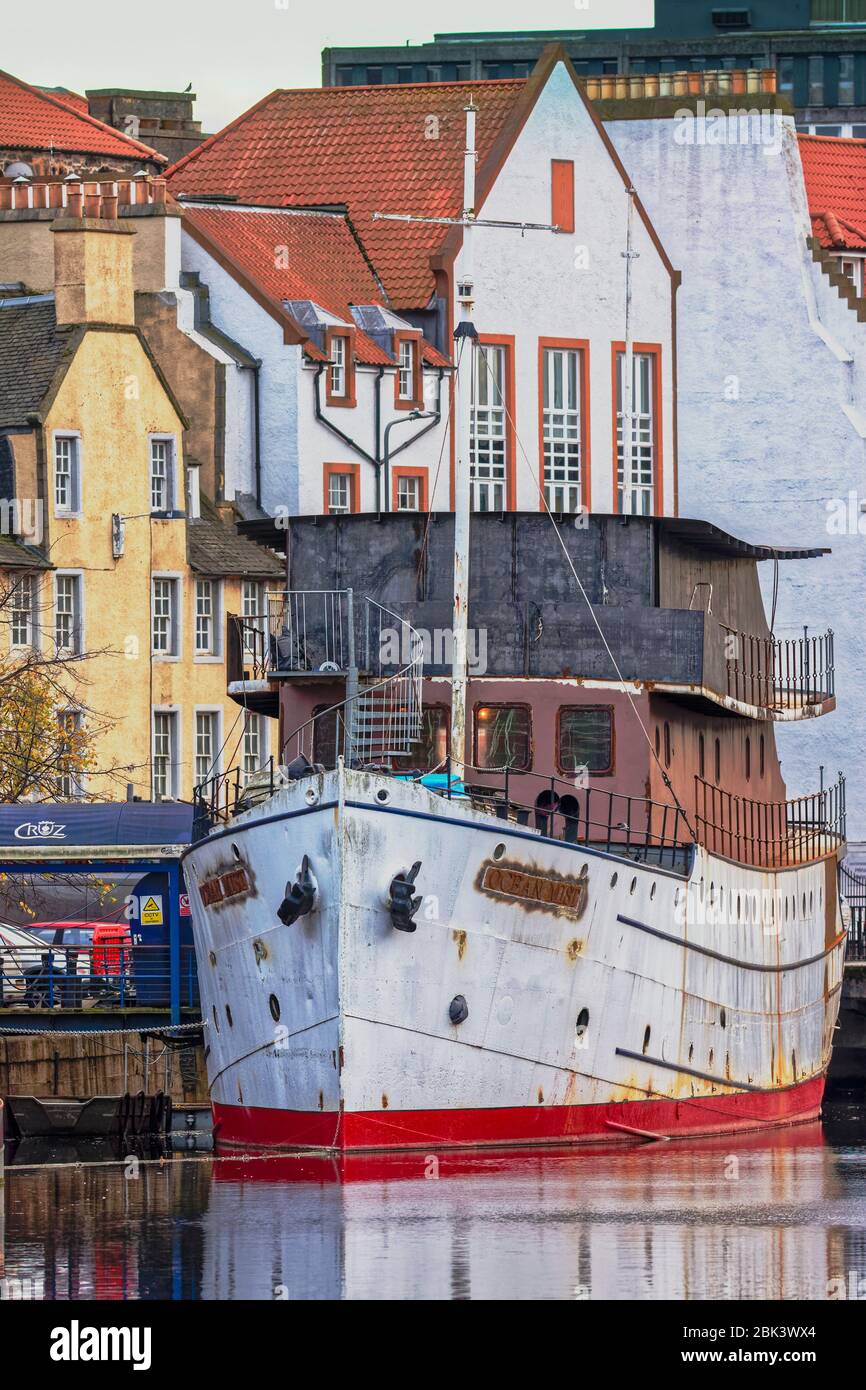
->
xmin=610 ymin=871 xmax=618 ymax=888
xmin=208 ymin=950 xmax=217 ymax=968
xmin=785 ymin=897 xmax=789 ymax=921
xmin=212 ymin=1004 xmax=220 ymax=1034
xmin=720 ymin=1007 xmax=727 ymax=1029
xmin=688 ymin=1043 xmax=694 ymax=1063
xmin=304 ymin=787 xmax=319 ymax=806
xmin=269 ymin=994 xmax=281 ymax=1023
xmin=650 ymin=882 xmax=656 ymax=901
xmin=709 ymin=1048 xmax=714 ymax=1068
xmin=231 ymin=842 xmax=242 ymax=862
xmin=493 ymin=843 xmax=506 ymax=861
xmin=709 ymin=881 xmax=715 ymax=907
xmin=736 ymin=893 xmax=741 ymax=918
xmin=576 ymin=1008 xmax=590 ymax=1042
xmin=630 ymin=877 xmax=637 ymax=895
xmin=802 ymin=893 xmax=807 ymax=918
xmin=809 ymin=891 xmax=814 ymax=914
xmin=642 ymin=1025 xmax=651 ymax=1055
xmin=376 ymin=787 xmax=391 ymax=804
xmin=225 ymin=1004 xmax=234 ymax=1028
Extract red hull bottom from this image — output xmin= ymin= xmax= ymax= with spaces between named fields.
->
xmin=212 ymin=1075 xmax=826 ymax=1153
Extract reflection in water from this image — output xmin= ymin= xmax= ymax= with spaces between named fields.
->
xmin=3 ymin=1111 xmax=866 ymax=1300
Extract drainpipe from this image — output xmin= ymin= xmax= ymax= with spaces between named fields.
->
xmin=252 ymin=360 xmax=262 ymax=509
xmin=313 ymin=365 xmax=443 ymax=511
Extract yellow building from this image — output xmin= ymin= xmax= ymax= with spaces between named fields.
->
xmin=0 ymin=205 xmax=283 ymax=803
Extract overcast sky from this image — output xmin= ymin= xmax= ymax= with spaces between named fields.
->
xmin=8 ymin=0 xmax=654 ymax=133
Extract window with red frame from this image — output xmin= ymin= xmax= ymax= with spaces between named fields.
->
xmin=473 ymin=704 xmax=531 ymax=770
xmin=398 ymin=339 xmax=416 ymax=400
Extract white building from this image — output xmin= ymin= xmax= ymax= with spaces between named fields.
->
xmin=605 ymin=102 xmax=866 ymax=841
xmin=167 ymin=49 xmax=679 ymax=522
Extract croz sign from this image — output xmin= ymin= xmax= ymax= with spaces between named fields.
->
xmin=12 ymin=820 xmax=67 ymax=841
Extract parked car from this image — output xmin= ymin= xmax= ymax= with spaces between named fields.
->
xmin=0 ymin=922 xmax=64 ymax=1006
xmin=28 ymin=920 xmax=133 ymax=1003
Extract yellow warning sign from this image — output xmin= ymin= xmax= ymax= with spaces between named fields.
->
xmin=141 ymin=894 xmax=163 ymax=926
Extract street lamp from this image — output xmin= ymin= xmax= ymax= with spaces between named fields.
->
xmin=381 ymin=410 xmax=436 ymax=513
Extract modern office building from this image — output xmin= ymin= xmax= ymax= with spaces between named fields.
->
xmin=322 ymin=1 xmax=866 ymax=133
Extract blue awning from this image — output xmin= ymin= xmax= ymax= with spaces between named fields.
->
xmin=0 ymin=802 xmax=195 ymax=851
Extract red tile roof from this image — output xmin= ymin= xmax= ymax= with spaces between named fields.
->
xmin=35 ymin=86 xmax=90 ymax=117
xmin=167 ymin=80 xmax=524 ymax=308
xmin=799 ymin=133 xmax=866 ymax=251
xmin=181 ymin=202 xmax=449 ymax=367
xmin=0 ymin=69 xmax=165 ymax=164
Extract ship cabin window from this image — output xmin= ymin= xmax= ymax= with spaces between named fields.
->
xmin=392 ymin=706 xmax=450 ymax=772
xmin=698 ymin=733 xmax=705 ymax=778
xmin=714 ymin=738 xmax=721 ymax=785
xmin=473 ymin=704 xmax=531 ymax=771
xmin=663 ymin=721 xmax=671 ymax=768
xmin=557 ymin=706 xmax=613 ymax=775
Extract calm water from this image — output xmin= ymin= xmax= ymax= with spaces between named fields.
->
xmin=3 ymin=1104 xmax=866 ymax=1300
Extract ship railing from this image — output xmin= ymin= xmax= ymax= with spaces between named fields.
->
xmin=283 ymin=600 xmax=424 ymax=768
xmin=695 ymin=774 xmax=846 ymax=869
xmin=722 ymin=625 xmax=834 ymax=712
xmin=192 ymin=757 xmax=277 ymax=841
xmin=840 ymin=864 xmax=866 ymax=962
xmin=439 ymin=760 xmax=693 ymax=872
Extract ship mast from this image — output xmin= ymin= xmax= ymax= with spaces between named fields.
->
xmin=372 ymin=105 xmax=559 ymax=776
xmin=450 ymin=101 xmax=478 ymax=769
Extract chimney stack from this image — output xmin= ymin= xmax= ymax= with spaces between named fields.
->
xmin=50 ymin=191 xmax=136 ymax=327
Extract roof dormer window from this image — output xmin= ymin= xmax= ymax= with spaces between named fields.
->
xmin=325 ymin=328 xmax=356 ymax=407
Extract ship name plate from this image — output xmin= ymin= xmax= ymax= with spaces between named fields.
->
xmin=480 ymin=862 xmax=588 ymax=919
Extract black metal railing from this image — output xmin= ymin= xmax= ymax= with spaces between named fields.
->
xmin=723 ymin=626 xmax=834 ymax=712
xmin=192 ymin=757 xmax=276 ymax=841
xmin=840 ymin=864 xmax=866 ymax=962
xmin=445 ymin=761 xmax=693 ymax=872
xmin=695 ymin=774 xmax=846 ymax=869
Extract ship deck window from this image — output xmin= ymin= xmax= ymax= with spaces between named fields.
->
xmin=557 ymin=706 xmax=613 ymax=775
xmin=473 ymin=704 xmax=531 ymax=771
xmin=392 ymin=706 xmax=449 ymax=772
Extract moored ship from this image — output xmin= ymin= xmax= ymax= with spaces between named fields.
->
xmin=184 ymin=508 xmax=846 ymax=1151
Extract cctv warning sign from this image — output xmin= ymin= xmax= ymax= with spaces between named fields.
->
xmin=140 ymin=895 xmax=164 ymax=926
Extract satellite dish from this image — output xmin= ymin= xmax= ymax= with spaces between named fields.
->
xmin=318 ymin=661 xmax=340 ymax=673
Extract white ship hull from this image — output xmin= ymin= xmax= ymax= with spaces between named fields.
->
xmin=183 ymin=766 xmax=845 ymax=1151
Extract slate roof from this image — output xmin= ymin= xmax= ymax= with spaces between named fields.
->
xmin=0 ymin=68 xmax=165 ymax=164
xmin=167 ymin=79 xmax=523 ymax=308
xmin=188 ymin=501 xmax=284 ymax=578
xmin=0 ymin=296 xmax=76 ymax=428
xmin=0 ymin=536 xmax=50 ymax=568
xmin=799 ymin=134 xmax=866 ymax=252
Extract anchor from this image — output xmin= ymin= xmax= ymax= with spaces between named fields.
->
xmin=277 ymin=855 xmax=317 ymax=925
xmin=388 ymin=861 xmax=423 ymax=933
